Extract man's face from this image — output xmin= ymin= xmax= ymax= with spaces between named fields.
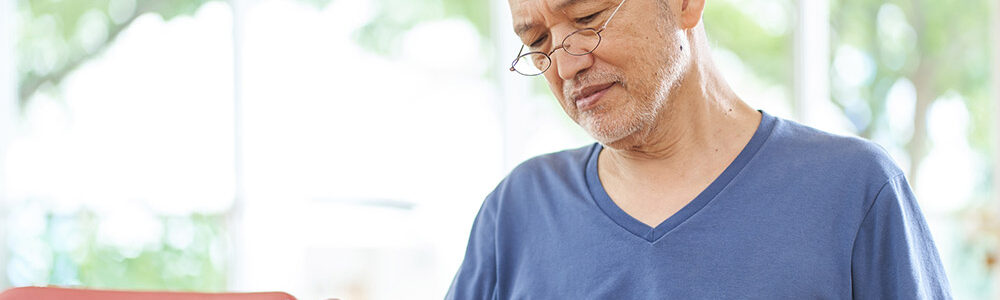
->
xmin=509 ymin=0 xmax=690 ymax=145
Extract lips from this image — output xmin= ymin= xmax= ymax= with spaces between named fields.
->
xmin=572 ymin=82 xmax=615 ymax=111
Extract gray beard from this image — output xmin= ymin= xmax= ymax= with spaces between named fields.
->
xmin=582 ymin=51 xmax=685 ymax=146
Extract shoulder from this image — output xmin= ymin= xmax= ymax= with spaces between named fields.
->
xmin=483 ymin=143 xmax=596 ymax=206
xmin=504 ymin=143 xmax=597 ymax=184
xmin=763 ymin=116 xmax=903 ymax=184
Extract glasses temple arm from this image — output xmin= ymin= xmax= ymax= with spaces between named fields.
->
xmin=510 ymin=45 xmax=527 ymax=71
xmin=599 ymin=0 xmax=628 ymax=31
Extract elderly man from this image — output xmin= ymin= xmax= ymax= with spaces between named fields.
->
xmin=447 ymin=0 xmax=951 ymax=298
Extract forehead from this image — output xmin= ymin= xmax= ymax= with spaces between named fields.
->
xmin=508 ymin=0 xmax=597 ymax=17
xmin=508 ymin=0 xmax=551 ymax=27
xmin=508 ymin=0 xmax=610 ymax=34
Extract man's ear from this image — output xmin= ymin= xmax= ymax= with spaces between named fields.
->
xmin=679 ymin=0 xmax=705 ymax=29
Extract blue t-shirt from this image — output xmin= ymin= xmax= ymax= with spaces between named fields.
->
xmin=446 ymin=111 xmax=951 ymax=299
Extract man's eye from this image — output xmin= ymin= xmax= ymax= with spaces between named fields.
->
xmin=530 ymin=35 xmax=548 ymax=48
xmin=577 ymin=11 xmax=602 ymax=24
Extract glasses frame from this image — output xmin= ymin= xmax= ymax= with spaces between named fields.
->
xmin=509 ymin=0 xmax=629 ymax=76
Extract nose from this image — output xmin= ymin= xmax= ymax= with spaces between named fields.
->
xmin=549 ymin=27 xmax=595 ymax=80
xmin=554 ymin=47 xmax=595 ymax=81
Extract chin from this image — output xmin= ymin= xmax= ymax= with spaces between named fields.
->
xmin=580 ymin=114 xmax=642 ymax=147
xmin=578 ymin=99 xmax=657 ymax=147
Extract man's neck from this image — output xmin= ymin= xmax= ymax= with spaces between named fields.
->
xmin=599 ymin=48 xmax=760 ymax=187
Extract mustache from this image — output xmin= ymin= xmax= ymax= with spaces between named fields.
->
xmin=563 ymin=71 xmax=625 ymax=100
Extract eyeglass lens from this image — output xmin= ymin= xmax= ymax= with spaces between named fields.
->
xmin=513 ymin=29 xmax=602 ymax=75
xmin=512 ymin=52 xmax=551 ymax=76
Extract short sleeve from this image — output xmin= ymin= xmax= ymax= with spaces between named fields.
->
xmin=850 ymin=174 xmax=952 ymax=299
xmin=445 ymin=192 xmax=499 ymax=300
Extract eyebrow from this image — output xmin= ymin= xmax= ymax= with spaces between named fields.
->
xmin=514 ymin=22 xmax=538 ymax=37
xmin=552 ymin=0 xmax=577 ymax=11
xmin=513 ymin=0 xmax=583 ymax=37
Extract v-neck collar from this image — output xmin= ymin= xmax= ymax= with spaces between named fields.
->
xmin=584 ymin=111 xmax=778 ymax=243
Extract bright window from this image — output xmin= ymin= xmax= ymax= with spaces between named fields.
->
xmin=1 ymin=0 xmax=996 ymax=299
xmin=6 ymin=0 xmax=234 ymax=290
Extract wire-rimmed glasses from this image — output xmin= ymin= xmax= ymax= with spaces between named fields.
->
xmin=509 ymin=0 xmax=628 ymax=76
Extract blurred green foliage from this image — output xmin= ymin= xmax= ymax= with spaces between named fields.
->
xmin=703 ymin=0 xmax=792 ymax=88
xmin=16 ymin=0 xmax=493 ymax=109
xmin=7 ymin=210 xmax=228 ymax=291
xmin=16 ymin=0 xmax=219 ymax=109
xmin=831 ymin=0 xmax=992 ymax=164
xmin=350 ymin=0 xmax=490 ymax=57
xmin=77 ymin=214 xmax=227 ymax=291
xmin=831 ymin=0 xmax=995 ymax=297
